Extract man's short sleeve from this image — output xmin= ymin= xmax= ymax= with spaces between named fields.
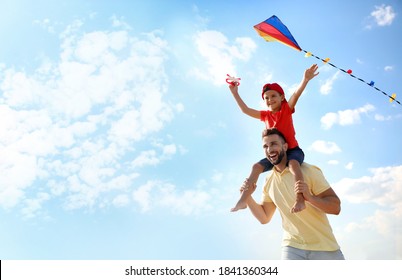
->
xmin=306 ymin=164 xmax=331 ymax=195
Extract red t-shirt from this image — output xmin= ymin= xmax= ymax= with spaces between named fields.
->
xmin=260 ymin=102 xmax=299 ymax=149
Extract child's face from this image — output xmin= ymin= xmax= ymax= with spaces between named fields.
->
xmin=263 ymin=90 xmax=284 ymax=112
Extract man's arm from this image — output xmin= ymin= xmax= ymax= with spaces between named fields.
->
xmin=295 ymin=181 xmax=341 ymax=215
xmin=247 ymin=195 xmax=277 ymax=224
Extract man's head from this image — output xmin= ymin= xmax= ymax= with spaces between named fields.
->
xmin=262 ymin=128 xmax=288 ymax=166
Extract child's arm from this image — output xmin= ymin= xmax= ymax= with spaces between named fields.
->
xmin=288 ymin=64 xmax=319 ymax=110
xmin=229 ymin=83 xmax=261 ymax=119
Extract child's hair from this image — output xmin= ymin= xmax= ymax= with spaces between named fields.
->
xmin=262 ymin=128 xmax=287 ymax=143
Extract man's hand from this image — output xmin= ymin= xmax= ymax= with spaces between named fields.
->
xmin=240 ymin=178 xmax=257 ymax=193
xmin=294 ymin=180 xmax=311 ymax=201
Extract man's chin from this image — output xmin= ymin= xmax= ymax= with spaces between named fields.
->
xmin=268 ymin=157 xmax=279 ymax=165
xmin=270 ymin=160 xmax=280 ymax=165
xmin=267 ymin=151 xmax=285 ymax=166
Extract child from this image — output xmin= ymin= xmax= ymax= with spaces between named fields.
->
xmin=229 ymin=64 xmax=319 ymax=213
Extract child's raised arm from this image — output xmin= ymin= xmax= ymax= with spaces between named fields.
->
xmin=229 ymin=83 xmax=261 ymax=119
xmin=288 ymin=64 xmax=319 ymax=110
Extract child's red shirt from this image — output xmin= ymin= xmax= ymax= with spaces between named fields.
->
xmin=260 ymin=102 xmax=299 ymax=149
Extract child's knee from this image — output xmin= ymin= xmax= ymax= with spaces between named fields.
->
xmin=288 ymin=160 xmax=303 ymax=173
xmin=252 ymin=162 xmax=265 ymax=173
xmin=288 ymin=159 xmax=300 ymax=167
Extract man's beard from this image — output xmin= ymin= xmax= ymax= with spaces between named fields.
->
xmin=268 ymin=150 xmax=285 ymax=165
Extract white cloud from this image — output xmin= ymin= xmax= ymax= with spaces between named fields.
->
xmin=334 ymin=165 xmax=402 ymax=258
xmin=384 ymin=65 xmax=393 ymax=71
xmin=175 ymin=103 xmax=185 ymax=113
xmin=192 ymin=30 xmax=257 ymax=85
xmin=163 ymin=144 xmax=177 ymax=155
xmin=320 ymin=112 xmax=338 ymax=130
xmin=131 ymin=143 xmax=177 ymax=168
xmin=374 ymin=113 xmax=392 ymax=121
xmin=345 ymin=162 xmax=354 ymax=170
xmin=257 ymin=73 xmax=274 ymax=89
xmin=371 ymin=5 xmax=396 ymax=27
xmin=0 ymin=21 xmax=181 ymax=215
xmin=21 ymin=192 xmax=51 ymax=219
xmin=230 ymin=37 xmax=257 ymax=61
xmin=320 ymin=71 xmax=340 ymax=95
xmin=33 ymin=18 xmax=57 ymax=33
xmin=132 ymin=180 xmax=213 ymax=215
xmin=320 ymin=104 xmax=375 ymax=129
xmin=132 ymin=150 xmax=160 ymax=168
xmin=112 ymin=194 xmax=130 ymax=207
xmin=335 ymin=165 xmax=402 ymax=207
xmin=328 ymin=160 xmax=339 ymax=165
xmin=309 ymin=140 xmax=341 ymax=154
xmin=110 ymin=15 xmax=132 ymax=30
xmin=132 ymin=181 xmax=154 ymax=213
xmin=0 ymin=150 xmax=38 ymax=208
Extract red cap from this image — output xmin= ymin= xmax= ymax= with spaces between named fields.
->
xmin=261 ymin=83 xmax=285 ymax=100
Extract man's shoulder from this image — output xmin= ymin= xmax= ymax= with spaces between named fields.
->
xmin=301 ymin=163 xmax=330 ymax=193
xmin=301 ymin=162 xmax=324 ymax=174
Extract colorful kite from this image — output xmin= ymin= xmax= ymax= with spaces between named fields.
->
xmin=254 ymin=15 xmax=400 ymax=106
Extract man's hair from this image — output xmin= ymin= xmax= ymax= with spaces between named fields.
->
xmin=262 ymin=128 xmax=287 ymax=143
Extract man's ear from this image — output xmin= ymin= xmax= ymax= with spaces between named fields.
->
xmin=283 ymin=142 xmax=288 ymax=152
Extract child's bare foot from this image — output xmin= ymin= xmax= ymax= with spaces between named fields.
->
xmin=291 ymin=200 xmax=306 ymax=213
xmin=231 ymin=179 xmax=256 ymax=212
xmin=231 ymin=201 xmax=248 ymax=212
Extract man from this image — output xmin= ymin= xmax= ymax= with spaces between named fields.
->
xmin=244 ymin=128 xmax=345 ymax=260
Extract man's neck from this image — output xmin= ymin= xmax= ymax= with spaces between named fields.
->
xmin=274 ymin=160 xmax=288 ymax=173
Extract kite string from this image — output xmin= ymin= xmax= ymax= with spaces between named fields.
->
xmin=302 ymin=50 xmax=401 ymax=106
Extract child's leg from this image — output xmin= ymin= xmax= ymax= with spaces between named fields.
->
xmin=231 ymin=162 xmax=264 ymax=212
xmin=288 ymin=159 xmax=305 ymax=213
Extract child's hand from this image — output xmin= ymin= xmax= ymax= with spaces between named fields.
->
xmin=228 ymin=82 xmax=239 ymax=94
xmin=304 ymin=64 xmax=319 ymax=81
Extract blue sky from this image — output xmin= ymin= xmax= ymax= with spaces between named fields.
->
xmin=0 ymin=0 xmax=401 ymax=260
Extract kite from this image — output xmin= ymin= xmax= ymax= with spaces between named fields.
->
xmin=254 ymin=15 xmax=400 ymax=106
xmin=226 ymin=74 xmax=241 ymax=86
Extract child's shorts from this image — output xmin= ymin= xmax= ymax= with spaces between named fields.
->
xmin=258 ymin=146 xmax=304 ymax=172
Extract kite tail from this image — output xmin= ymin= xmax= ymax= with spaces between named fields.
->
xmin=302 ymin=50 xmax=401 ymax=106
